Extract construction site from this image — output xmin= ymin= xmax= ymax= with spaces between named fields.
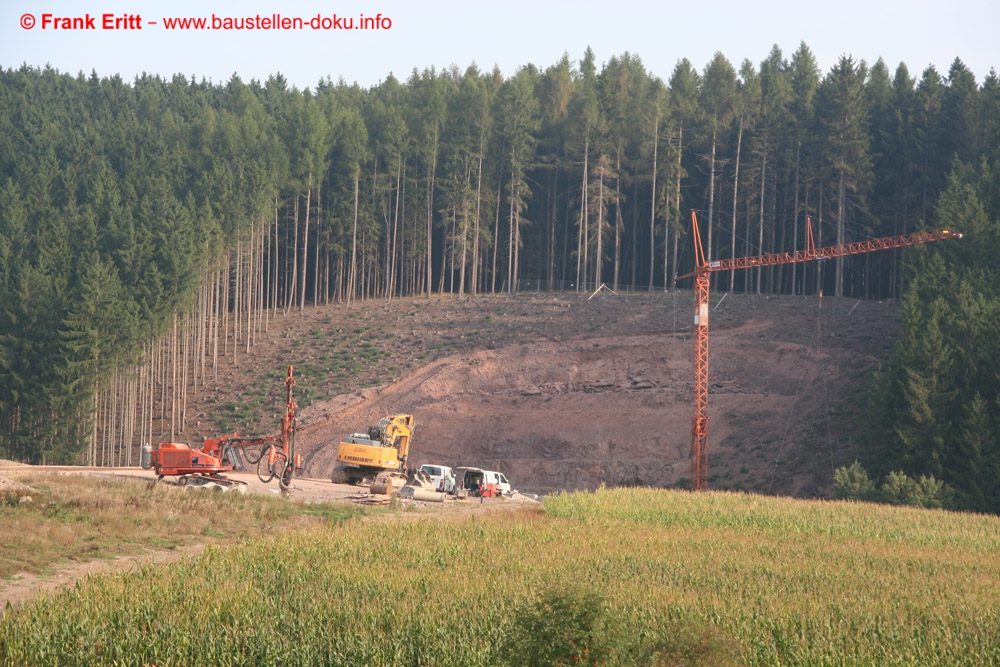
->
xmin=25 ymin=218 xmax=960 ymax=506
xmin=2 ymin=289 xmax=902 ymax=507
xmin=150 ymin=217 xmax=952 ymax=503
xmin=118 ymin=287 xmax=899 ymax=504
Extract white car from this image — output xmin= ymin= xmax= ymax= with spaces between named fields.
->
xmin=419 ymin=464 xmax=456 ymax=494
xmin=455 ymin=467 xmax=512 ymax=496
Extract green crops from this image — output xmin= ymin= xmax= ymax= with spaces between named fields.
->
xmin=2 ymin=488 xmax=998 ymax=666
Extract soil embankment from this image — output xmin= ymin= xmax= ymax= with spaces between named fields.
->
xmin=289 ymin=294 xmax=898 ymax=497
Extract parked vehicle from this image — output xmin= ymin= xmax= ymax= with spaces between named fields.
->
xmin=419 ymin=464 xmax=456 ymax=494
xmin=455 ymin=467 xmax=512 ymax=497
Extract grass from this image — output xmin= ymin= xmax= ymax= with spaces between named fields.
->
xmin=1 ymin=486 xmax=998 ymax=665
xmin=0 ymin=473 xmax=363 ymax=580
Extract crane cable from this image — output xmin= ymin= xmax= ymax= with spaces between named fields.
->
xmin=671 ymin=285 xmax=677 ymax=404
xmin=766 ymin=299 xmax=811 ymax=493
xmin=770 ymin=291 xmax=836 ymax=491
xmin=816 ymin=291 xmax=836 ymax=474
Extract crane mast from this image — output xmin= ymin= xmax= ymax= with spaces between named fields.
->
xmin=676 ymin=211 xmax=962 ymax=491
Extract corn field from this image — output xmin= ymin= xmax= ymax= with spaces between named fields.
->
xmin=2 ymin=487 xmax=998 ymax=666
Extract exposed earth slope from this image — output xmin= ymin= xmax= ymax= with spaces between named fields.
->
xmin=184 ymin=292 xmax=899 ymax=498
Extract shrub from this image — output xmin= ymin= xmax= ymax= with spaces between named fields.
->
xmin=880 ymin=470 xmax=954 ymax=509
xmin=833 ymin=461 xmax=877 ymax=501
xmin=502 ymin=583 xmax=610 ymax=667
xmin=833 ymin=462 xmax=954 ymax=509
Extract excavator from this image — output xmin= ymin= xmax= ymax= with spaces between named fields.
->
xmin=329 ymin=414 xmax=428 ymax=494
xmin=142 ymin=366 xmax=302 ymax=492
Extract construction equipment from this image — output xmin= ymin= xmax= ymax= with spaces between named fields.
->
xmin=676 ymin=212 xmax=961 ymax=490
xmin=329 ymin=414 xmax=422 ymax=494
xmin=142 ymin=366 xmax=302 ymax=492
xmin=397 ymin=468 xmax=447 ymax=502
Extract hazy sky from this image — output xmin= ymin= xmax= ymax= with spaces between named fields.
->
xmin=2 ymin=0 xmax=997 ymax=89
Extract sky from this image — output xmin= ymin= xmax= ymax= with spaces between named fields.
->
xmin=2 ymin=0 xmax=998 ymax=90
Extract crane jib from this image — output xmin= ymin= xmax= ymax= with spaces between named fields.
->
xmin=680 ymin=211 xmax=961 ymax=491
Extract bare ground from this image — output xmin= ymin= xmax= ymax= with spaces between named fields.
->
xmin=295 ymin=293 xmax=897 ymax=497
xmin=172 ymin=291 xmax=899 ymax=498
xmin=9 ymin=291 xmax=899 ymax=500
xmin=9 ymin=292 xmax=898 ymax=497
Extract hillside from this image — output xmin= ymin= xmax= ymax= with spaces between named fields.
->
xmin=175 ymin=291 xmax=900 ymax=498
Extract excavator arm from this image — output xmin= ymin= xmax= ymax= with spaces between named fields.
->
xmin=372 ymin=414 xmax=414 ymax=469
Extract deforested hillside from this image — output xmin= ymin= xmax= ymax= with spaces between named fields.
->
xmin=170 ymin=292 xmax=899 ymax=497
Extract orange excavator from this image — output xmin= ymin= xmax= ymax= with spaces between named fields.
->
xmin=142 ymin=366 xmax=302 ymax=492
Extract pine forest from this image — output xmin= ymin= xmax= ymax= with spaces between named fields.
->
xmin=2 ymin=43 xmax=999 ymax=510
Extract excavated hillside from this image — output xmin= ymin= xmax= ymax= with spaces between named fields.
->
xmin=182 ymin=292 xmax=900 ymax=497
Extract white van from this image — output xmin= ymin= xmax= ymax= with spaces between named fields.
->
xmin=455 ymin=467 xmax=512 ymax=496
xmin=419 ymin=464 xmax=456 ymax=494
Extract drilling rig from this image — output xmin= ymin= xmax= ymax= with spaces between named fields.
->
xmin=142 ymin=366 xmax=302 ymax=492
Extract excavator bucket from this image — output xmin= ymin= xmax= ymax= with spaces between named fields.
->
xmin=369 ymin=471 xmax=407 ymax=495
xmin=405 ymin=467 xmax=438 ymax=491
xmin=369 ymin=468 xmax=441 ymax=497
xmin=396 ymin=468 xmax=446 ymax=502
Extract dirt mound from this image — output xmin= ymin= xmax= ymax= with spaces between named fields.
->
xmin=292 ymin=293 xmax=899 ymax=497
xmin=0 ymin=476 xmax=35 ymax=494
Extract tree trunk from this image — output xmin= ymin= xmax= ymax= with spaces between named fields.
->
xmin=670 ymin=123 xmax=683 ymax=287
xmin=300 ymin=179 xmax=311 ymax=311
xmin=472 ymin=151 xmax=483 ymax=297
xmin=507 ymin=164 xmax=515 ymax=294
xmin=459 ymin=178 xmax=469 ymax=297
xmin=817 ymin=181 xmax=825 ymax=294
xmin=548 ymin=166 xmax=558 ymax=289
xmin=613 ymin=150 xmax=622 ymax=291
xmin=286 ymin=195 xmax=299 ymax=313
xmin=349 ymin=169 xmax=360 ymax=304
xmin=707 ymin=126 xmax=717 ymax=266
xmin=835 ymin=170 xmax=846 ymax=297
xmin=313 ymin=184 xmax=322 ymax=306
xmin=649 ymin=113 xmax=658 ymax=292
xmin=792 ymin=144 xmax=801 ymax=296
xmin=576 ymin=132 xmax=589 ymax=292
xmin=491 ymin=167 xmax=502 ymax=294
xmin=272 ymin=203 xmax=279 ymax=317
xmin=729 ymin=116 xmax=743 ymax=291
xmin=596 ymin=160 xmax=604 ymax=287
xmin=426 ymin=129 xmax=438 ymax=298
xmin=756 ymin=149 xmax=766 ymax=295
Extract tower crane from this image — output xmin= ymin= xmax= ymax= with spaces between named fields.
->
xmin=675 ymin=212 xmax=962 ymax=490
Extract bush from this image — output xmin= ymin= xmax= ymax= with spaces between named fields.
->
xmin=833 ymin=462 xmax=954 ymax=509
xmin=833 ymin=461 xmax=877 ymax=501
xmin=881 ymin=471 xmax=954 ymax=509
xmin=502 ymin=583 xmax=610 ymax=667
xmin=501 ymin=582 xmax=741 ymax=667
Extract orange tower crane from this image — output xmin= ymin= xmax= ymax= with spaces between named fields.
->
xmin=676 ymin=211 xmax=962 ymax=490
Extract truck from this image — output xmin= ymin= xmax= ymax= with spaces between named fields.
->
xmin=419 ymin=464 xmax=456 ymax=494
xmin=455 ymin=467 xmax=512 ymax=497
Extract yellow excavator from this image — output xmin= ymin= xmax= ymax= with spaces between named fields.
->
xmin=329 ymin=414 xmax=419 ymax=494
